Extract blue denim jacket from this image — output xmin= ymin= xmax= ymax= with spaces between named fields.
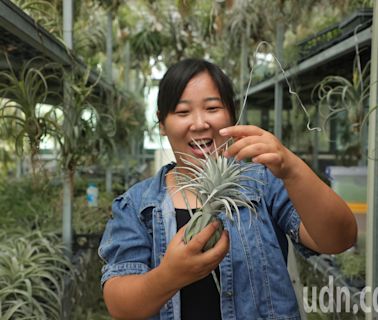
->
xmin=99 ymin=162 xmax=315 ymax=320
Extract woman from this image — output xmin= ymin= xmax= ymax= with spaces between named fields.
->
xmin=98 ymin=58 xmax=357 ymax=320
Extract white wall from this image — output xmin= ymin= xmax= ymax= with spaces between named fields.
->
xmin=154 ymin=148 xmax=176 ymax=174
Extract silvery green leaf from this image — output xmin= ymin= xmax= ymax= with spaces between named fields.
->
xmin=173 ymin=144 xmax=262 ymax=243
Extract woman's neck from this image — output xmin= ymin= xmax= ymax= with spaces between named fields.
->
xmin=165 ymin=170 xmax=200 ymax=209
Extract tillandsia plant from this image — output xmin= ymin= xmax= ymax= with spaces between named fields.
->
xmin=0 ymin=53 xmax=61 ymax=175
xmin=0 ymin=229 xmax=74 ymax=320
xmin=174 ymin=142 xmax=260 ymax=251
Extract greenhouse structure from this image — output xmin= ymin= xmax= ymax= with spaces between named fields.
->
xmin=0 ymin=0 xmax=377 ymax=319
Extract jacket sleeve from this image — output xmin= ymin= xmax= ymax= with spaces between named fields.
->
xmin=263 ymin=168 xmax=318 ymax=258
xmin=98 ymin=193 xmax=153 ymax=287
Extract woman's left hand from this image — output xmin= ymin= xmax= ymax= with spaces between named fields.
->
xmin=220 ymin=125 xmax=295 ymax=180
xmin=220 ymin=125 xmax=357 ymax=254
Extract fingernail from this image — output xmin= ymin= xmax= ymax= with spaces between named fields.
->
xmin=223 ymin=150 xmax=229 ymax=158
xmin=212 ymin=220 xmax=219 ymax=228
xmin=219 ymin=129 xmax=227 ymax=135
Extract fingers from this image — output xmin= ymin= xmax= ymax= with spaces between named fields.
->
xmin=220 ymin=125 xmax=264 ymax=138
xmin=220 ymin=126 xmax=270 ymax=159
xmin=186 ymin=220 xmax=221 ymax=253
xmin=220 ymin=125 xmax=284 ymax=164
xmin=252 ymin=153 xmax=283 ymax=167
xmin=186 ymin=221 xmax=230 ymax=261
xmin=170 ymin=225 xmax=186 ymax=246
xmin=190 ymin=226 xmax=229 ymax=266
xmin=202 ymin=230 xmax=229 ymax=262
xmin=165 ymin=224 xmax=229 ymax=286
xmin=226 ymin=138 xmax=268 ymax=160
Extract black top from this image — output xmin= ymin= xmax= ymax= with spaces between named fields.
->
xmin=176 ymin=208 xmax=222 ymax=320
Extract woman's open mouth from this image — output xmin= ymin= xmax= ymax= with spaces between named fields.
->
xmin=188 ymin=139 xmax=214 ymax=157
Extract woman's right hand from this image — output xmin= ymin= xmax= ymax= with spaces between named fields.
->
xmin=158 ymin=220 xmax=229 ymax=290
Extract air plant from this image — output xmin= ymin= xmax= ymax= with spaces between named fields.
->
xmin=0 ymin=54 xmax=61 ymax=175
xmin=174 ymin=142 xmax=260 ymax=251
xmin=313 ymin=57 xmax=371 ymax=159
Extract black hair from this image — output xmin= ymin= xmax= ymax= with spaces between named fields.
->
xmin=157 ymin=58 xmax=237 ymax=124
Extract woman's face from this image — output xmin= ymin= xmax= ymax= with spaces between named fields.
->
xmin=160 ymin=71 xmax=233 ymax=167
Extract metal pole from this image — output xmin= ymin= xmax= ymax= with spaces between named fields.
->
xmin=63 ymin=0 xmax=73 ymax=49
xmin=239 ymin=30 xmax=247 ymax=124
xmin=124 ymin=41 xmax=130 ymax=189
xmin=106 ymin=10 xmax=113 ymax=83
xmin=62 ymin=0 xmax=73 ymax=256
xmin=105 ymin=9 xmax=113 ymax=194
xmin=275 ymin=18 xmax=307 ymax=319
xmin=312 ymin=105 xmax=319 ymax=172
xmin=124 ymin=41 xmax=130 ymax=90
xmin=366 ymin=1 xmax=378 ymax=319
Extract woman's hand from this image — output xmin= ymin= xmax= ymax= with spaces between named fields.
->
xmin=220 ymin=125 xmax=297 ymax=180
xmin=159 ymin=220 xmax=229 ymax=290
xmin=220 ymin=125 xmax=357 ymax=254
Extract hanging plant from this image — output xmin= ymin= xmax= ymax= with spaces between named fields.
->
xmin=313 ymin=57 xmax=371 ymax=163
xmin=73 ymin=0 xmax=107 ymax=66
xmin=11 ymin=0 xmax=62 ymax=36
xmin=0 ymin=54 xmax=61 ymax=174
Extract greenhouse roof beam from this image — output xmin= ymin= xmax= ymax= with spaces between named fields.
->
xmin=246 ymin=27 xmax=371 ymax=97
xmin=0 ymin=0 xmax=113 ymax=94
xmin=0 ymin=0 xmax=71 ymax=66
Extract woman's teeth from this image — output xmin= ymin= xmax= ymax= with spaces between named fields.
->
xmin=189 ymin=139 xmax=213 ymax=148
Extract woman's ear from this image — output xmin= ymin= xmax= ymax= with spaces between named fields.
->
xmin=156 ymin=111 xmax=166 ymax=136
xmin=159 ymin=122 xmax=166 ymax=136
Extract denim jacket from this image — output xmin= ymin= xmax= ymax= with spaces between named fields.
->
xmin=99 ymin=162 xmax=315 ymax=320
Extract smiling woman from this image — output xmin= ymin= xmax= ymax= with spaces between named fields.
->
xmin=98 ymin=58 xmax=357 ymax=320
xmin=158 ymin=71 xmax=232 ymax=162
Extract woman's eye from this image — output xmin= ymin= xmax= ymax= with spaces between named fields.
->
xmin=175 ymin=110 xmax=189 ymax=116
xmin=207 ymin=106 xmax=221 ymax=112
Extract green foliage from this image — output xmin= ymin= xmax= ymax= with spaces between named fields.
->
xmin=0 ymin=229 xmax=74 ymax=319
xmin=0 ymin=174 xmax=113 ymax=234
xmin=313 ymin=57 xmax=371 ymax=163
xmin=335 ymin=248 xmax=365 ymax=280
xmin=338 ymin=233 xmax=366 ymax=281
xmin=11 ymin=0 xmax=62 ymax=36
xmin=129 ymin=29 xmax=168 ymax=61
xmin=0 ymin=145 xmax=13 ymax=173
xmin=73 ymin=1 xmax=107 ymax=66
xmin=55 ymin=68 xmax=116 ymax=172
xmin=0 ymin=174 xmax=61 ymax=231
xmin=176 ymin=148 xmax=260 ymax=249
xmin=297 ymin=252 xmax=365 ymax=319
xmin=73 ymin=192 xmax=113 ymax=235
xmin=176 ymin=152 xmax=259 ymax=220
xmin=71 ymin=250 xmax=112 ymax=320
xmin=0 ymin=54 xmax=60 ymax=164
xmin=112 ymin=91 xmax=146 ymax=150
xmin=0 ymin=177 xmax=113 ymax=318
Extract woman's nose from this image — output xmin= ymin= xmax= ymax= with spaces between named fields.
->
xmin=189 ymin=112 xmax=210 ymax=131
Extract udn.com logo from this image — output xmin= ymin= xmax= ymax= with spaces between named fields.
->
xmin=303 ymin=276 xmax=378 ymax=314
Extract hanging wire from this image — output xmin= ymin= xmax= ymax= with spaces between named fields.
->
xmin=236 ymin=41 xmax=321 ymax=132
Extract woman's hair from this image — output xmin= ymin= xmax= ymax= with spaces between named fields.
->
xmin=157 ymin=58 xmax=237 ymax=124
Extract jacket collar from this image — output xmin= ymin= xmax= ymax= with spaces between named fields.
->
xmin=139 ymin=162 xmax=176 ymax=212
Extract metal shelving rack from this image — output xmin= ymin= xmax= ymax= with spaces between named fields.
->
xmin=0 ymin=0 xmax=112 ymax=95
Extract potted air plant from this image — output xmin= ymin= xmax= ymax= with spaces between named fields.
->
xmin=174 ymin=142 xmax=259 ymax=251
